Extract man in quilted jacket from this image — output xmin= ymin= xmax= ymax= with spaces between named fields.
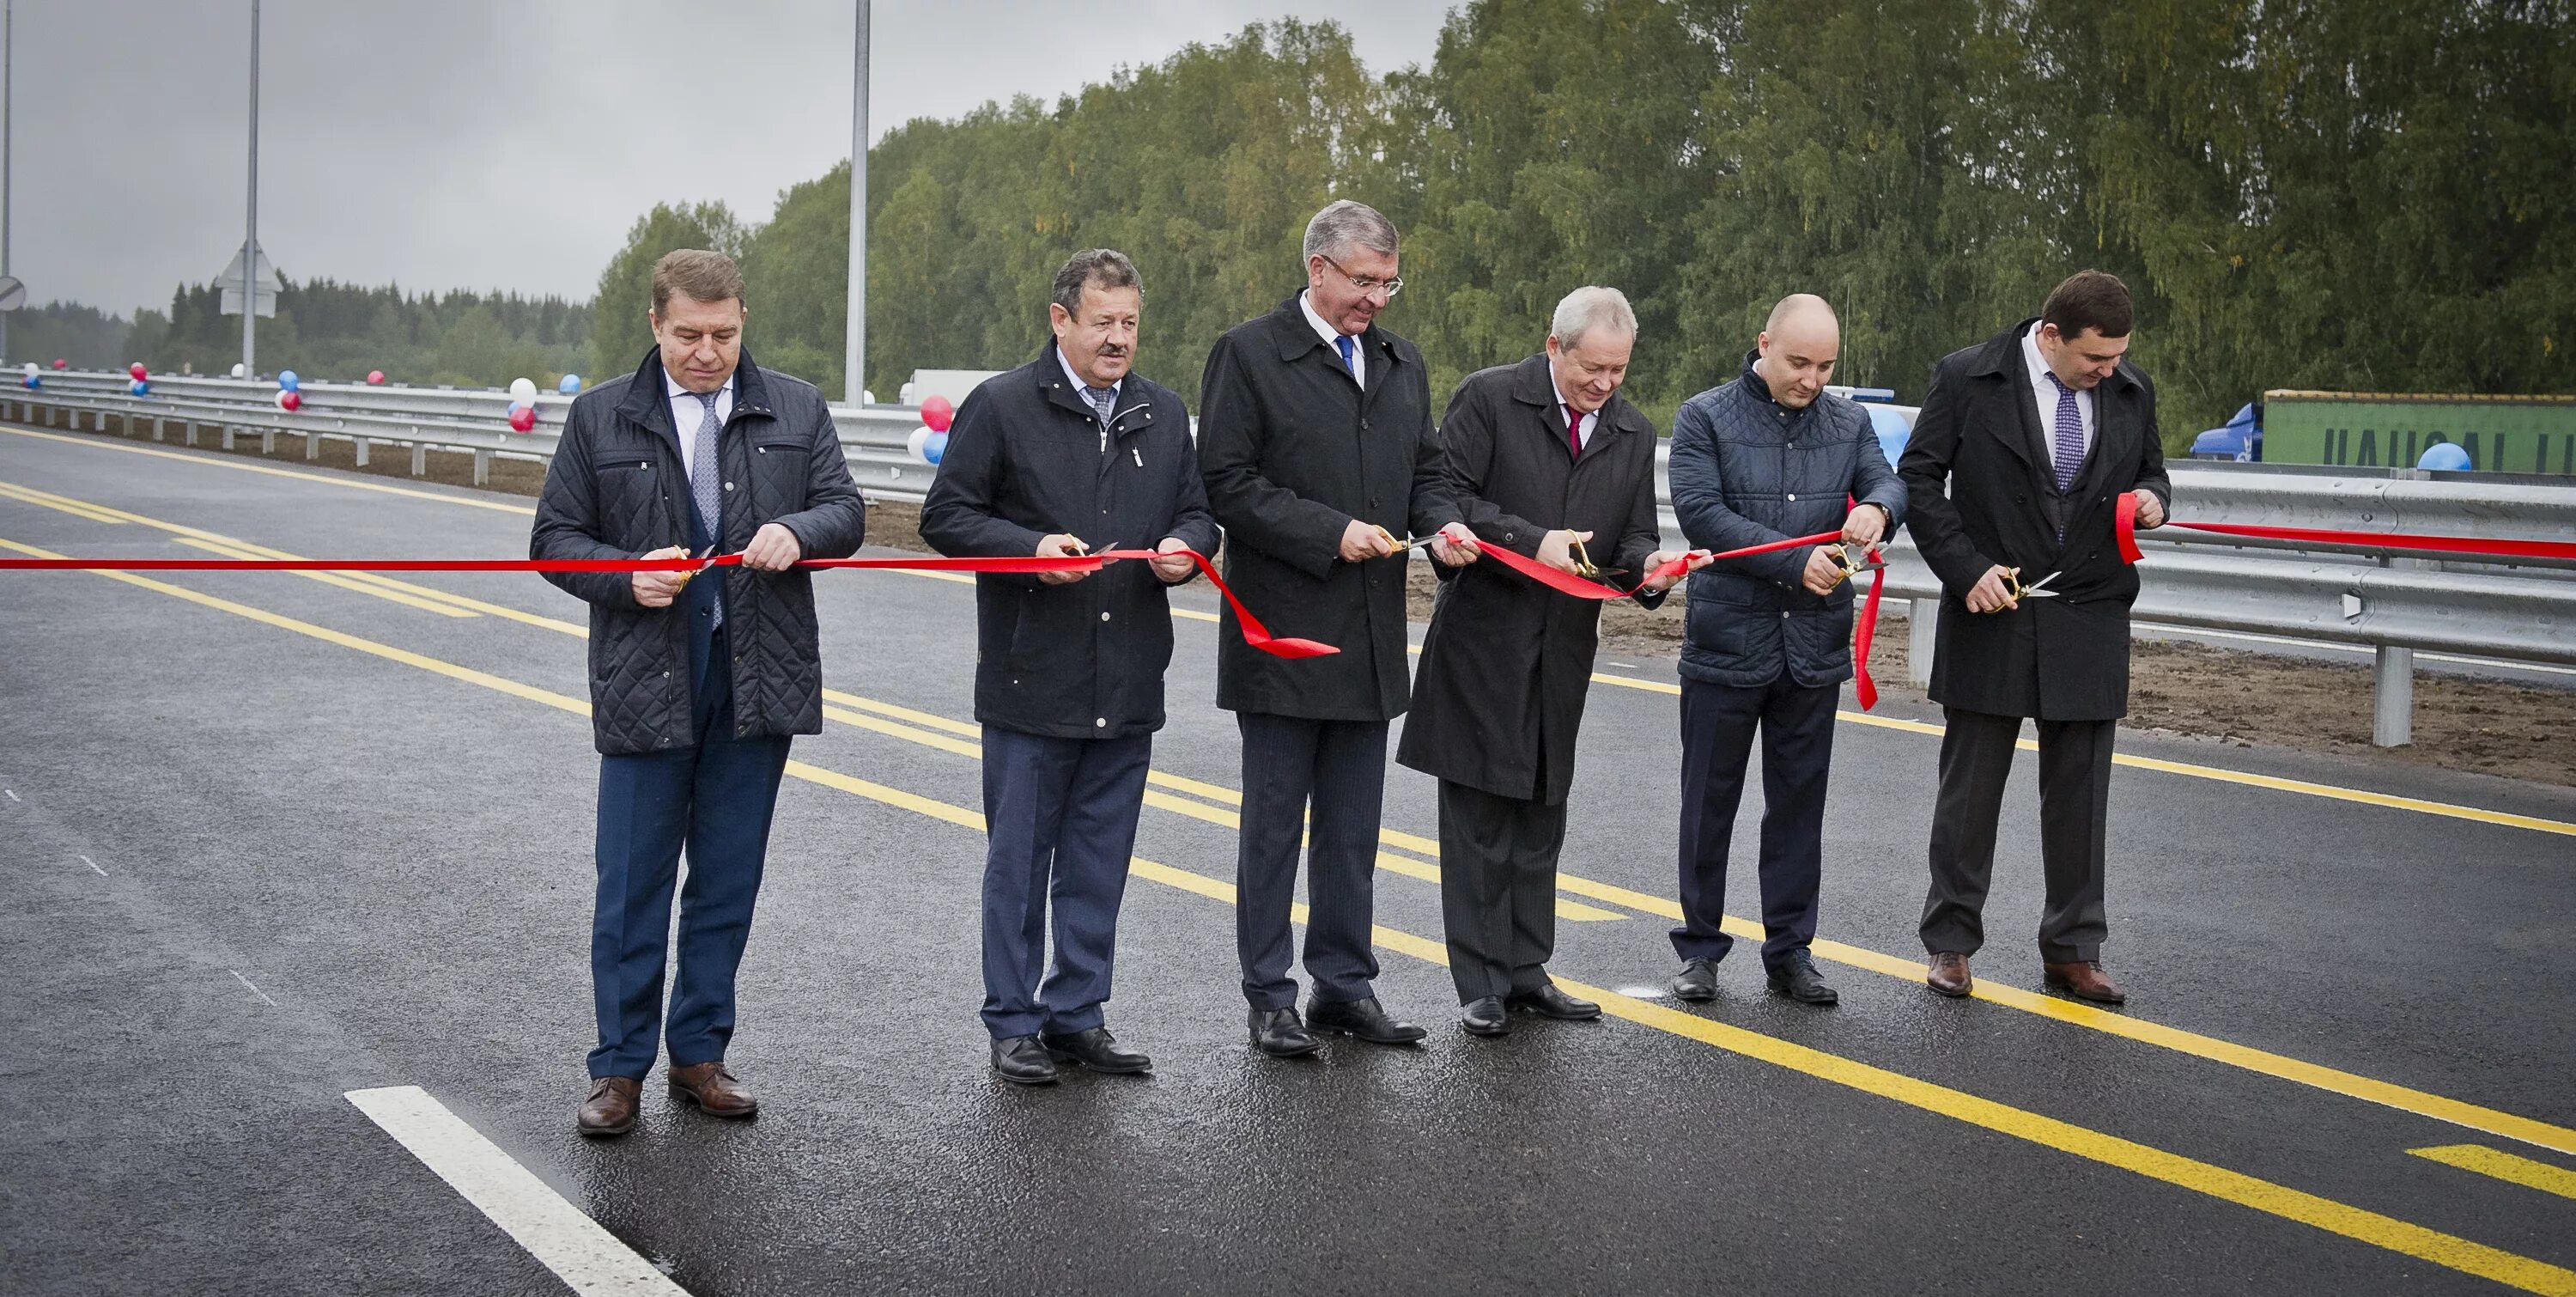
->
xmin=531 ymin=249 xmax=866 ymax=1136
xmin=1662 ymin=294 xmax=1904 ymax=1008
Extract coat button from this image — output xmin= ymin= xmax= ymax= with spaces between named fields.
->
xmin=1781 ymin=611 xmax=1790 ymax=619
xmin=1095 ymin=717 xmax=1107 ymax=728
xmin=1100 ymin=611 xmax=1111 ymax=622
xmin=724 ymin=482 xmax=735 ymax=491
xmin=1786 ymin=492 xmax=1797 ymax=502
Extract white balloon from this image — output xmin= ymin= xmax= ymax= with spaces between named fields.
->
xmin=508 ymin=377 xmax=538 ymax=403
xmin=907 ymin=426 xmax=933 ymax=464
xmin=19 ymin=362 xmax=33 ymax=377
xmin=230 ymin=362 xmax=246 ymax=378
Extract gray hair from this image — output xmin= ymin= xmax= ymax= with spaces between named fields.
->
xmin=1052 ymin=248 xmax=1142 ymax=316
xmin=1302 ymin=199 xmax=1400 ymax=264
xmin=1549 ymin=286 xmax=1637 ymax=350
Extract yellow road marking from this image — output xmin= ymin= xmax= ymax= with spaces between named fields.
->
xmin=2411 ymin=1146 xmax=2576 ymax=1202
xmin=175 ymin=537 xmax=479 ymax=618
xmin=12 ymin=533 xmax=2573 ymax=1296
xmin=821 ymin=690 xmax=2576 ymax=1160
xmin=15 ymin=469 xmax=2576 ymax=1154
xmin=0 ymin=478 xmax=129 ymax=523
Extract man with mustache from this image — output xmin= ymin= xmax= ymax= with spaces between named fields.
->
xmin=1664 ymin=293 xmax=1905 ymax=1008
xmin=1399 ymin=286 xmax=1706 ymax=1036
xmin=921 ymin=248 xmax=1218 ymax=1084
xmin=1198 ymin=199 xmax=1455 ymax=1058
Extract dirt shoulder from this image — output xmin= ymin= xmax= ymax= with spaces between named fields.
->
xmin=52 ymin=420 xmax=2573 ymax=790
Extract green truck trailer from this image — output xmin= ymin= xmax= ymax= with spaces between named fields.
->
xmin=2262 ymin=391 xmax=2576 ymax=475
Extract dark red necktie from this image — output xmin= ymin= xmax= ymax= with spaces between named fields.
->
xmin=1565 ymin=404 xmax=1583 ymax=459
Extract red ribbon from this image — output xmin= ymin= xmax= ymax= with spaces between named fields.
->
xmin=0 ymin=547 xmax=1337 ymax=660
xmin=1460 ymin=528 xmax=1882 ymax=709
xmin=2113 ymin=491 xmax=2576 ymax=564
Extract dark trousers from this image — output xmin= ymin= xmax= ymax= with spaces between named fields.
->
xmin=978 ymin=727 xmax=1152 ymax=1040
xmin=1437 ymin=780 xmax=1568 ymax=1004
xmin=1669 ymin=675 xmax=1838 ymax=975
xmin=1234 ymin=712 xmax=1388 ymax=1011
xmin=1919 ymin=707 xmax=2117 ymax=963
xmin=588 ymin=632 xmax=793 ymax=1080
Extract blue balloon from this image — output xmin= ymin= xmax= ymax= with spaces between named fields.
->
xmin=130 ymin=380 xmax=150 ymax=396
xmin=557 ymin=374 xmax=582 ymax=394
xmin=277 ymin=368 xmax=301 ymax=392
xmin=22 ymin=375 xmax=38 ymax=389
xmin=509 ymin=398 xmax=535 ymax=414
xmin=2417 ymin=441 xmax=2471 ymax=472
xmin=923 ymin=431 xmax=949 ymax=466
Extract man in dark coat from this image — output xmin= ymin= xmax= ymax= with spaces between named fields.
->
xmin=1398 ymin=287 xmax=1702 ymax=1037
xmin=921 ymin=249 xmax=1219 ymax=1086
xmin=531 ymin=249 xmax=866 ymax=1136
xmin=1898 ymin=270 xmax=2172 ymax=1006
xmin=1664 ymin=294 xmax=1906 ymax=1008
xmin=1198 ymin=199 xmax=1449 ymax=1058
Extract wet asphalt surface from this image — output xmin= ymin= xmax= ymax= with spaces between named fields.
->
xmin=3 ymin=422 xmax=2574 ymax=1296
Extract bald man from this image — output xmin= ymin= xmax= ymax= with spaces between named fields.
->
xmin=1662 ymin=295 xmax=1905 ymax=1006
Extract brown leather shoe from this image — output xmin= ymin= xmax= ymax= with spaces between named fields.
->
xmin=2044 ymin=960 xmax=2128 ymax=1006
xmin=667 ymin=1061 xmax=758 ymax=1117
xmin=1925 ymin=952 xmax=1973 ymax=998
xmin=578 ymin=1076 xmax=641 ymax=1137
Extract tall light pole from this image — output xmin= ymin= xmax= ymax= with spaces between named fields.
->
xmin=844 ymin=0 xmax=867 ymax=405
xmin=3 ymin=0 xmax=15 ymax=365
xmin=241 ymin=0 xmax=258 ymax=378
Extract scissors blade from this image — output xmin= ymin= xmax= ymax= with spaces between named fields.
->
xmin=2023 ymin=569 xmax=2064 ymax=597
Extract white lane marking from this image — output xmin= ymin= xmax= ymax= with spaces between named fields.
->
xmin=345 ymin=1086 xmax=687 ymax=1295
xmin=77 ymin=854 xmax=106 ymax=876
xmin=3 ymin=789 xmax=18 ymax=801
xmin=228 ymin=969 xmax=278 ymax=1006
xmin=1614 ymin=984 xmax=1668 ymax=1000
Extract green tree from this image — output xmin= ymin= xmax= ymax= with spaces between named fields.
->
xmin=589 ymin=201 xmax=749 ymax=381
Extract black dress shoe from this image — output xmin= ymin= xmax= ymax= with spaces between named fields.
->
xmin=1672 ymin=958 xmax=1719 ymax=1002
xmin=1041 ymin=1026 xmax=1151 ymax=1075
xmin=990 ymin=1034 xmax=1060 ymax=1085
xmin=1508 ymin=983 xmax=1601 ymax=1020
xmin=1766 ymin=951 xmax=1839 ymax=1006
xmin=1307 ymin=996 xmax=1429 ymax=1045
xmin=1248 ymin=1007 xmax=1322 ymax=1058
xmin=1459 ymin=996 xmax=1510 ymax=1036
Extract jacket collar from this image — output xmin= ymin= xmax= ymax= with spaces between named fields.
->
xmin=1267 ymin=290 xmax=1397 ymax=379
xmin=1507 ymin=351 xmax=1650 ymax=437
xmin=1029 ymin=339 xmax=1159 ymax=435
xmin=1972 ymin=316 xmax=2141 ymax=399
xmin=615 ymin=345 xmax=776 ymax=445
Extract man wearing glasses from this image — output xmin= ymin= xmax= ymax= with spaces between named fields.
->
xmin=1198 ymin=199 xmax=1459 ymax=1058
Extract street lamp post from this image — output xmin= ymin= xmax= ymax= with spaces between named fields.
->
xmin=242 ymin=0 xmax=258 ymax=378
xmin=844 ymin=0 xmax=867 ymax=406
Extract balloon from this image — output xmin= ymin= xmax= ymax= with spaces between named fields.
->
xmin=2417 ymin=441 xmax=2471 ymax=472
xmin=20 ymin=362 xmax=33 ymax=377
xmin=129 ymin=362 xmax=148 ymax=381
xmin=51 ymin=358 xmax=66 ymax=369
xmin=557 ymin=374 xmax=582 ymax=394
xmin=276 ymin=389 xmax=301 ymax=412
xmin=508 ymin=377 xmax=538 ymax=403
xmin=508 ymin=405 xmax=538 ymax=433
xmin=21 ymin=375 xmax=37 ymax=389
xmin=367 ymin=369 xmax=386 ymax=385
xmin=920 ymin=393 xmax=955 ymax=433
xmin=230 ymin=362 xmax=246 ymax=379
xmin=907 ymin=426 xmax=934 ymax=464
xmin=130 ymin=380 xmax=150 ymax=396
xmin=509 ymin=398 xmax=534 ymax=414
xmin=924 ymin=432 xmax=948 ymax=466
xmin=277 ymin=368 xmax=301 ymax=392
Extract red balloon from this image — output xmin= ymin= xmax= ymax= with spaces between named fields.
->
xmin=277 ymin=390 xmax=302 ymax=412
xmin=367 ymin=369 xmax=386 ymax=385
xmin=920 ymin=393 xmax=955 ymax=433
xmin=129 ymin=362 xmax=149 ymax=381
xmin=508 ymin=405 xmax=538 ymax=433
xmin=52 ymin=358 xmax=67 ymax=369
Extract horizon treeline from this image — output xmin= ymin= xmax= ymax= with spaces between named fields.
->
xmin=27 ymin=1 xmax=2572 ymax=439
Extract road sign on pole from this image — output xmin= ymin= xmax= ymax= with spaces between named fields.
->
xmin=0 ymin=276 xmax=24 ymax=313
xmin=218 ymin=241 xmax=276 ymax=319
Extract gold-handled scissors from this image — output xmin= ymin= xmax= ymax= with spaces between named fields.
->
xmin=1569 ymin=537 xmax=1626 ymax=581
xmin=670 ymin=545 xmax=719 ymax=589
xmin=1822 ymin=543 xmax=1886 ymax=588
xmin=2002 ymin=567 xmax=2063 ymax=601
xmin=1372 ymin=525 xmax=1436 ymax=555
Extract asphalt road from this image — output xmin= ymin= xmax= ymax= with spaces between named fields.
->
xmin=4 ymin=421 xmax=2574 ymax=1297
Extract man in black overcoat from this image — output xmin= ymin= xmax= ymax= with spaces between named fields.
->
xmin=1898 ymin=270 xmax=2172 ymax=1005
xmin=1398 ymin=287 xmax=1702 ymax=1037
xmin=920 ymin=249 xmax=1218 ymax=1085
xmin=1197 ymin=200 xmax=1451 ymax=1057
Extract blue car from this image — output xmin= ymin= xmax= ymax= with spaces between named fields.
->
xmin=2190 ymin=403 xmax=2262 ymax=460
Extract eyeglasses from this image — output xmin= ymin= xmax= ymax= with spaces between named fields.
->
xmin=1321 ymin=253 xmax=1403 ymax=299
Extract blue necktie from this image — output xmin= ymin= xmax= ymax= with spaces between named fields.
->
xmin=2046 ymin=372 xmax=2085 ymax=493
xmin=690 ymin=390 xmax=723 ymax=629
xmin=1335 ymin=333 xmax=1356 ymax=380
xmin=1084 ymin=385 xmax=1116 ymax=424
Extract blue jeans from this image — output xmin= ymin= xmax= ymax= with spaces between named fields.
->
xmin=587 ymin=638 xmax=792 ymax=1079
xmin=978 ymin=727 xmax=1152 ymax=1040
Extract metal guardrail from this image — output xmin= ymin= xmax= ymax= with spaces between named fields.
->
xmin=11 ymin=370 xmax=2574 ymax=747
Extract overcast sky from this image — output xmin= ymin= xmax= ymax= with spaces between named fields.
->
xmin=8 ymin=1 xmax=1454 ymax=317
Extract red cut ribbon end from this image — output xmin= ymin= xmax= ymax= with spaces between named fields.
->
xmin=2114 ymin=491 xmax=2146 ymax=564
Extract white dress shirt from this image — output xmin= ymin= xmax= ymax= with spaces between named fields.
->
xmin=1555 ymin=394 xmax=1600 ymax=452
xmin=1057 ymin=347 xmax=1125 ymax=453
xmin=2020 ymin=321 xmax=2093 ymax=467
xmin=665 ymin=371 xmax=736 ymax=480
xmin=1300 ymin=290 xmax=1363 ymax=387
